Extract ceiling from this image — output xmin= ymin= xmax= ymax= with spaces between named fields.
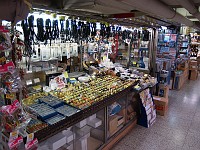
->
xmin=32 ymin=0 xmax=200 ymax=30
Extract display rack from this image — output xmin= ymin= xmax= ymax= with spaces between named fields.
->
xmin=34 ymin=82 xmax=137 ymax=142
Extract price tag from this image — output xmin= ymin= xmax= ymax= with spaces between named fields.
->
xmin=33 ymin=78 xmax=40 ymax=84
xmin=26 ymin=80 xmax=33 ymax=86
xmin=9 ymin=130 xmax=19 ymax=142
xmin=6 ymin=93 xmax=15 ymax=99
xmin=133 ymin=62 xmax=137 ymax=65
xmin=63 ymin=71 xmax=69 ymax=78
xmin=26 ymin=133 xmax=34 ymax=143
xmin=103 ymin=56 xmax=107 ymax=61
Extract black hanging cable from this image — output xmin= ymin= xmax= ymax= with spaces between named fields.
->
xmin=86 ymin=22 xmax=91 ymax=39
xmin=44 ymin=19 xmax=52 ymax=45
xmin=91 ymin=22 xmax=96 ymax=36
xmin=21 ymin=19 xmax=32 ymax=70
xmin=52 ymin=20 xmax=59 ymax=40
xmin=28 ymin=15 xmax=35 ymax=43
xmin=78 ymin=21 xmax=82 ymax=37
xmin=60 ymin=19 xmax=65 ymax=43
xmin=36 ymin=18 xmax=45 ymax=42
xmin=106 ymin=25 xmax=111 ymax=38
xmin=65 ymin=19 xmax=70 ymax=41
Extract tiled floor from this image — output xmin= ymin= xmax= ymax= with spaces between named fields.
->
xmin=112 ymin=77 xmax=200 ymax=150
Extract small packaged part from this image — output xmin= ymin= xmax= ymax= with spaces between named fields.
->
xmin=45 ymin=114 xmax=65 ymax=125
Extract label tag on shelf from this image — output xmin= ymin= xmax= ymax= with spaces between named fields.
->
xmin=33 ymin=78 xmax=40 ymax=84
xmin=6 ymin=93 xmax=15 ymax=99
xmin=63 ymin=71 xmax=69 ymax=78
xmin=26 ymin=80 xmax=33 ymax=86
xmin=26 ymin=133 xmax=34 ymax=143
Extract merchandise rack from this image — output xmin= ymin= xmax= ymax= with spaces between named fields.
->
xmin=34 ymin=81 xmax=140 ymax=142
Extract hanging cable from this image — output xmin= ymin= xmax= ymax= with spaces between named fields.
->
xmin=36 ymin=18 xmax=45 ymax=42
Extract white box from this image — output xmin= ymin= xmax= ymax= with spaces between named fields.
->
xmin=75 ymin=119 xmax=87 ymax=128
xmin=57 ymin=142 xmax=73 ymax=150
xmin=75 ymin=136 xmax=88 ymax=150
xmin=87 ymin=114 xmax=97 ymax=122
xmin=87 ymin=118 xmax=102 ymax=128
xmin=66 ymin=142 xmax=73 ymax=150
xmin=62 ymin=130 xmax=74 ymax=143
xmin=47 ymin=133 xmax=66 ymax=150
xmin=76 ymin=125 xmax=91 ymax=137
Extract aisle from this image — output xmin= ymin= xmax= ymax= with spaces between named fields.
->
xmin=112 ymin=77 xmax=200 ymax=150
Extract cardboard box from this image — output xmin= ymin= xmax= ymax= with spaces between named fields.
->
xmin=189 ymin=60 xmax=198 ymax=70
xmin=118 ymin=108 xmax=126 ymax=117
xmin=109 ymin=116 xmax=118 ymax=134
xmin=117 ymin=115 xmax=125 ymax=126
xmin=178 ymin=61 xmax=189 ymax=71
xmin=158 ymin=85 xmax=169 ymax=98
xmin=87 ymin=137 xmax=102 ymax=150
xmin=189 ymin=70 xmax=198 ymax=80
xmin=127 ymin=105 xmax=134 ymax=114
xmin=169 ymin=78 xmax=173 ymax=90
xmin=127 ymin=112 xmax=136 ymax=121
xmin=153 ymin=96 xmax=168 ymax=116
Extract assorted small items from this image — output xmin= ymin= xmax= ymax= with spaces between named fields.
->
xmin=0 ymin=26 xmax=12 ymax=51
xmin=25 ymin=133 xmax=38 ymax=150
xmin=50 ymin=75 xmax=133 ymax=109
xmin=44 ymin=114 xmax=65 ymax=125
xmin=26 ymin=118 xmax=48 ymax=133
xmin=0 ymin=100 xmax=30 ymax=132
xmin=55 ymin=105 xmax=80 ymax=117
xmin=8 ymin=131 xmax=24 ymax=150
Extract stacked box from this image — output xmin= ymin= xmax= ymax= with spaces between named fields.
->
xmin=189 ymin=60 xmax=198 ymax=70
xmin=153 ymin=96 xmax=168 ymax=116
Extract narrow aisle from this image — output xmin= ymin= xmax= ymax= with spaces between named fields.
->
xmin=112 ymin=77 xmax=200 ymax=150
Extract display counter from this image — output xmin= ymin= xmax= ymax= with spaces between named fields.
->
xmin=1 ymin=71 xmax=157 ymax=150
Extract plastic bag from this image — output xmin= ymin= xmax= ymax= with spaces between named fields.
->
xmin=1 ymin=99 xmax=31 ymax=132
xmin=0 ymin=26 xmax=12 ymax=51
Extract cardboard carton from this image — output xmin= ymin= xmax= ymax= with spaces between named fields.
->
xmin=109 ymin=116 xmax=118 ymax=134
xmin=189 ymin=70 xmax=198 ymax=80
xmin=153 ymin=96 xmax=168 ymax=116
xmin=158 ymin=85 xmax=169 ymax=98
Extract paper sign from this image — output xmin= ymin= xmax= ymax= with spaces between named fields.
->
xmin=9 ymin=130 xmax=19 ymax=142
xmin=33 ymin=78 xmax=40 ymax=83
xmin=153 ymin=97 xmax=161 ymax=101
xmin=63 ymin=71 xmax=69 ymax=78
xmin=26 ymin=133 xmax=34 ymax=143
xmin=26 ymin=80 xmax=33 ymax=85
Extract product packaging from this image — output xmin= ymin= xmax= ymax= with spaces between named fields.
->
xmin=1 ymin=99 xmax=30 ymax=132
